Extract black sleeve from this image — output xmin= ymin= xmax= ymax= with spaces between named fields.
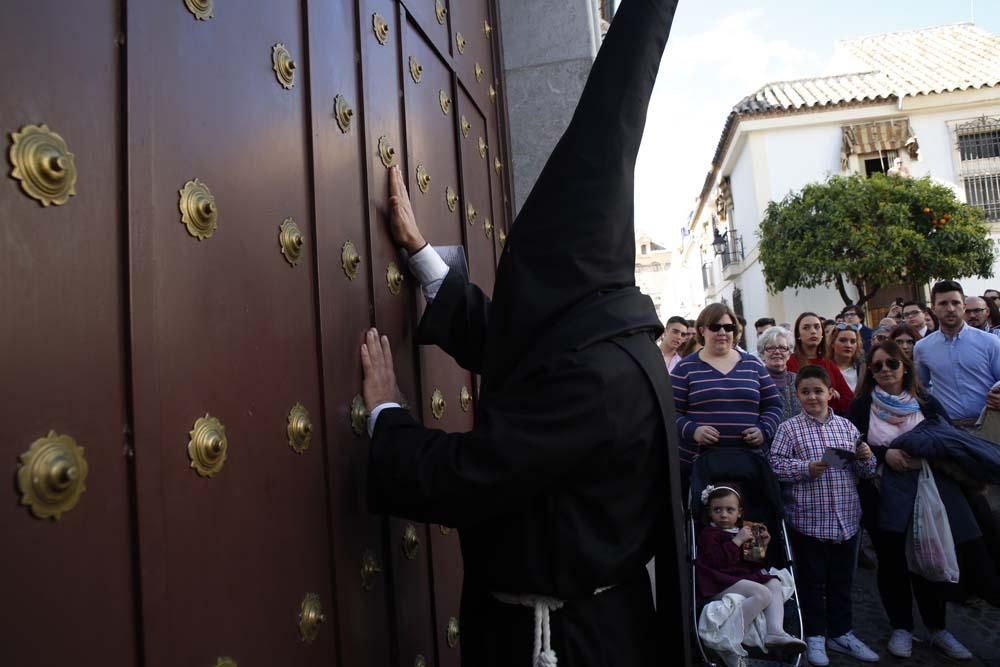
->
xmin=847 ymin=399 xmax=866 ymax=431
xmin=367 ymin=353 xmax=617 ymax=526
xmin=416 ymin=270 xmax=490 ymax=373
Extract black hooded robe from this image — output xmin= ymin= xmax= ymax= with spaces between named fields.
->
xmin=369 ymin=1 xmax=690 ymax=665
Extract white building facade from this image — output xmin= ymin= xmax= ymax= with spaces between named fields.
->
xmin=634 ymin=234 xmax=673 ymax=322
xmin=673 ymin=24 xmax=1000 ymax=349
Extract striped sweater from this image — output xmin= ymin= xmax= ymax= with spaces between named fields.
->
xmin=671 ymin=351 xmax=784 ymax=471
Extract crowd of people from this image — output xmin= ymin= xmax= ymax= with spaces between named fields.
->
xmin=662 ymin=280 xmax=1000 ymax=666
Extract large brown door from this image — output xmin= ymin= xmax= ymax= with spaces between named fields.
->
xmin=126 ymin=2 xmax=336 ymax=665
xmin=4 ymin=1 xmax=516 ymax=665
xmin=0 ymin=3 xmax=138 ymax=664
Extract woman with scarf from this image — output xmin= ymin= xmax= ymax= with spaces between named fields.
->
xmin=848 ymin=342 xmax=973 ymax=660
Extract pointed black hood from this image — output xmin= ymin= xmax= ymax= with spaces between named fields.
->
xmin=482 ymin=0 xmax=679 ymax=388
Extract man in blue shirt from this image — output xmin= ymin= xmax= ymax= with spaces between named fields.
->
xmin=914 ymin=280 xmax=1000 ymax=425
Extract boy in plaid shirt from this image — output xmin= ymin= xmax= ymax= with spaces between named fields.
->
xmin=769 ymin=365 xmax=878 ymax=665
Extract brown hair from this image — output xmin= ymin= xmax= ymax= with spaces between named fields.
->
xmin=889 ymin=323 xmax=923 ymax=344
xmin=695 ymin=303 xmax=741 ymax=346
xmin=853 ymin=341 xmax=925 ymax=408
xmin=702 ymin=482 xmax=743 ymax=524
xmin=792 ymin=311 xmax=825 ymax=368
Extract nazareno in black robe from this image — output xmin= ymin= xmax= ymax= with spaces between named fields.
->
xmin=368 ymin=0 xmax=690 ymax=665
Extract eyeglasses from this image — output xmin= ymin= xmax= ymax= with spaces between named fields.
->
xmin=763 ymin=345 xmax=790 ymax=354
xmin=834 ymin=323 xmax=861 ymax=331
xmin=966 ymin=308 xmax=987 ymax=315
xmin=870 ymin=358 xmax=902 ymax=373
xmin=707 ymin=323 xmax=737 ymax=333
xmin=902 ymin=310 xmax=923 ymax=318
xmin=873 ymin=334 xmax=890 ymax=342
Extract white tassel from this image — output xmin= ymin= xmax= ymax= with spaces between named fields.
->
xmin=493 ymin=586 xmax=614 ymax=666
xmin=492 ymin=594 xmax=565 ymax=666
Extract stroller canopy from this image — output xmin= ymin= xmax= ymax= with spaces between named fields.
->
xmin=689 ymin=448 xmax=785 ymax=523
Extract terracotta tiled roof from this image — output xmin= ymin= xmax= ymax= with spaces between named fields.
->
xmin=734 ymin=71 xmax=894 ymax=114
xmin=734 ymin=23 xmax=1000 ymax=115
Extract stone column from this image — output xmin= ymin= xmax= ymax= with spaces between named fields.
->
xmin=497 ymin=0 xmax=602 ymax=212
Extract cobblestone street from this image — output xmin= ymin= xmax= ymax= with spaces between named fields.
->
xmin=831 ymin=566 xmax=1000 ymax=667
xmin=736 ymin=565 xmax=1000 ymax=667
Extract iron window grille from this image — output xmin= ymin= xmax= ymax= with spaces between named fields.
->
xmin=955 ymin=116 xmax=1000 ymax=221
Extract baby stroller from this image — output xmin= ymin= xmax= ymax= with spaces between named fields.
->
xmin=688 ymin=448 xmax=804 ymax=667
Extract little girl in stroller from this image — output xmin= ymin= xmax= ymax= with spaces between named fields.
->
xmin=697 ymin=484 xmax=806 ymax=654
xmin=689 ymin=448 xmax=805 ymax=666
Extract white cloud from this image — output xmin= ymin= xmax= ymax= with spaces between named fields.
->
xmin=634 ymin=8 xmax=824 ymax=244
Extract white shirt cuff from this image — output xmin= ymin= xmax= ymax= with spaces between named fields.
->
xmin=368 ymin=402 xmax=401 ymax=438
xmin=408 ymin=244 xmax=450 ymax=302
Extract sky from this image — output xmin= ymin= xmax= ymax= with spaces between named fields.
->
xmin=632 ymin=0 xmax=1000 ymax=244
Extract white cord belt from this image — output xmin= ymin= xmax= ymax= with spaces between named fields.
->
xmin=491 ymin=586 xmax=615 ymax=667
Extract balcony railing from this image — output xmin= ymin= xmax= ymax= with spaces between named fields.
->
xmin=721 ymin=234 xmax=745 ymax=269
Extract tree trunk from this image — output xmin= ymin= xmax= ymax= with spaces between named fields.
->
xmin=835 ymin=275 xmax=853 ymax=306
xmin=852 ymin=278 xmax=880 ymax=310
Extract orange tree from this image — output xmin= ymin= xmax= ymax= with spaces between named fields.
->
xmin=758 ymin=173 xmax=994 ymax=308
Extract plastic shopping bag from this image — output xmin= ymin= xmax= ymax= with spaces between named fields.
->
xmin=906 ymin=460 xmax=960 ymax=583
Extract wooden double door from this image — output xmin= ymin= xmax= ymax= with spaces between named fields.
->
xmin=0 ymin=1 xmax=511 ymax=665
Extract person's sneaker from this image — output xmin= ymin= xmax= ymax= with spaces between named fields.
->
xmin=887 ymin=629 xmax=912 ymax=658
xmin=827 ymin=631 xmax=880 ymax=662
xmin=806 ymin=636 xmax=829 ymax=666
xmin=764 ymin=632 xmax=807 ymax=653
xmin=929 ymin=630 xmax=973 ymax=660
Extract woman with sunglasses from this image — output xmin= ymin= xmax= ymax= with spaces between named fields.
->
xmin=827 ymin=323 xmax=865 ymax=392
xmin=889 ymin=324 xmax=922 ymax=359
xmin=848 ymin=342 xmax=976 ymax=660
xmin=787 ymin=312 xmax=854 ymax=415
xmin=671 ymin=303 xmax=784 ymax=482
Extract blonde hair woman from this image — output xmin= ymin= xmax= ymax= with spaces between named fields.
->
xmin=826 ymin=323 xmax=865 ymax=392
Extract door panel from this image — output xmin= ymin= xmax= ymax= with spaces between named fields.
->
xmin=449 ymin=0 xmax=495 ymax=113
xmin=420 ymin=346 xmax=473 ymax=667
xmin=361 ymin=1 xmax=437 ymax=665
xmin=306 ymin=0 xmax=394 ymax=665
xmin=0 ymin=3 xmax=137 ymax=664
xmin=127 ymin=3 xmax=335 ymax=665
xmin=400 ymin=0 xmax=453 ymax=60
xmin=402 ymin=19 xmax=462 ymax=249
xmin=403 ymin=19 xmax=473 ymax=665
xmin=456 ymin=88 xmax=497 ymax=294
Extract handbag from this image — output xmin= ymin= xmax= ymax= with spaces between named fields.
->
xmin=906 ymin=460 xmax=960 ymax=583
